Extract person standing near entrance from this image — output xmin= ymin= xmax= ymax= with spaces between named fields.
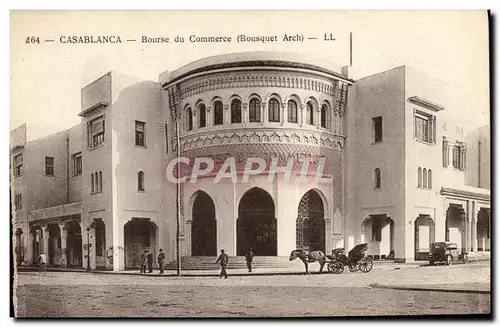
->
xmin=38 ymin=252 xmax=47 ymax=273
xmin=215 ymin=249 xmax=229 ymax=279
xmin=147 ymin=250 xmax=153 ymax=273
xmin=140 ymin=250 xmax=147 ymax=274
xmin=245 ymin=248 xmax=254 ymax=272
xmin=157 ymin=249 xmax=165 ymax=275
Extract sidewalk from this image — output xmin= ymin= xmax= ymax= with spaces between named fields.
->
xmin=17 ymin=258 xmax=489 ymax=277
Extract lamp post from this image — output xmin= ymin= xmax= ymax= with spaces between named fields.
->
xmin=86 ymin=226 xmax=91 ymax=272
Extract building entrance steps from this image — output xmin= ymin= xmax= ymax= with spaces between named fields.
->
xmin=163 ymin=256 xmax=306 ymax=270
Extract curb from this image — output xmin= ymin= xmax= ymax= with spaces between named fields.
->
xmin=369 ymin=283 xmax=491 ymax=294
xmin=17 ymin=258 xmax=490 ymax=276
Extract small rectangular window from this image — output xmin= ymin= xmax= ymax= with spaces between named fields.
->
xmin=14 ymin=154 xmax=23 ymax=177
xmin=72 ymin=152 xmax=82 ymax=176
xmin=15 ymin=193 xmax=22 ymax=210
xmin=88 ymin=115 xmax=105 ymax=149
xmin=414 ymin=110 xmax=436 ymax=144
xmin=45 ymin=156 xmax=54 ymax=176
xmin=372 ymin=116 xmax=383 ymax=143
xmin=135 ymin=121 xmax=146 ymax=147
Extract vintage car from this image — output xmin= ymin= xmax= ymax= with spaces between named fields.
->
xmin=428 ymin=241 xmax=468 ymax=265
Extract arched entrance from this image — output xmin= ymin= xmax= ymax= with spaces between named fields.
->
xmin=237 ymin=187 xmax=277 ymax=256
xmin=414 ymin=215 xmax=435 ymax=260
xmin=296 ymin=189 xmax=325 ymax=252
xmin=191 ymin=191 xmax=217 ymax=256
xmin=124 ymin=218 xmax=158 ymax=269
xmin=477 ymin=208 xmax=490 ymax=251
xmin=66 ymin=221 xmax=82 ymax=267
xmin=445 ymin=204 xmax=465 ymax=250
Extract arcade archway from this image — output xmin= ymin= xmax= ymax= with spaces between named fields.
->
xmin=296 ymin=189 xmax=325 ymax=252
xmin=237 ymin=187 xmax=276 ymax=256
xmin=191 ymin=191 xmax=217 ymax=256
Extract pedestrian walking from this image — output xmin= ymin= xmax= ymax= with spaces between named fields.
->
xmin=215 ymin=249 xmax=229 ymax=279
xmin=147 ymin=250 xmax=153 ymax=273
xmin=140 ymin=250 xmax=147 ymax=274
xmin=60 ymin=253 xmax=67 ymax=269
xmin=38 ymin=252 xmax=47 ymax=273
xmin=245 ymin=248 xmax=254 ymax=272
xmin=157 ymin=249 xmax=165 ymax=275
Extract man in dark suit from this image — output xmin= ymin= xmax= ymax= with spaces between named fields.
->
xmin=215 ymin=249 xmax=229 ymax=279
xmin=147 ymin=250 xmax=153 ymax=273
xmin=245 ymin=248 xmax=254 ymax=272
xmin=157 ymin=249 xmax=166 ymax=275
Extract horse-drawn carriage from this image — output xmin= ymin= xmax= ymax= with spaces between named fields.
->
xmin=326 ymin=243 xmax=373 ymax=274
xmin=289 ymin=243 xmax=373 ymax=275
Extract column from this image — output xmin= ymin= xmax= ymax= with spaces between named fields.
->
xmin=472 ymin=201 xmax=478 ymax=252
xmin=276 ymin=184 xmax=297 ymax=256
xmin=316 ymin=107 xmax=321 ymax=129
xmin=41 ymin=225 xmax=49 ymax=261
xmin=79 ymin=222 xmax=85 ymax=268
xmin=185 ymin=220 xmax=192 ymax=256
xmin=27 ymin=230 xmax=34 ymax=265
xmin=281 ymin=103 xmax=286 ymax=126
xmin=262 ymin=102 xmax=267 ymax=125
xmin=224 ymin=103 xmax=229 ymax=126
xmin=192 ymin=109 xmax=197 ymax=131
xmin=59 ymin=223 xmax=67 ymax=266
xmin=207 ymin=106 xmax=212 ymax=127
xmin=466 ymin=201 xmax=472 ymax=253
xmin=300 ymin=104 xmax=304 ymax=127
xmin=242 ymin=102 xmax=248 ymax=125
xmin=112 ymin=221 xmax=125 ymax=272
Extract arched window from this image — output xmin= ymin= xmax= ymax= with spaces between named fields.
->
xmin=249 ymin=98 xmax=261 ymax=122
xmin=198 ymin=104 xmax=206 ymax=128
xmin=91 ymin=173 xmax=94 ymax=193
xmin=213 ymin=101 xmax=223 ymax=125
xmin=138 ymin=171 xmax=145 ymax=191
xmin=374 ymin=168 xmax=381 ymax=189
xmin=321 ymin=104 xmax=328 ymax=128
xmin=268 ymin=99 xmax=280 ymax=122
xmin=423 ymin=168 xmax=427 ymax=188
xmin=187 ymin=107 xmax=193 ymax=131
xmin=287 ymin=100 xmax=298 ymax=123
xmin=231 ymin=99 xmax=242 ymax=124
xmin=307 ymin=102 xmax=314 ymax=125
xmin=428 ymin=169 xmax=432 ymax=188
xmin=417 ymin=167 xmax=422 ymax=187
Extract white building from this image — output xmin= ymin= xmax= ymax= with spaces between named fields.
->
xmin=12 ymin=52 xmax=490 ymax=271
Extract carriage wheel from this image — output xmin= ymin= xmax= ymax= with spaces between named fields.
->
xmin=359 ymin=257 xmax=373 ymax=273
xmin=348 ymin=263 xmax=359 ymax=272
xmin=330 ymin=262 xmax=344 ymax=274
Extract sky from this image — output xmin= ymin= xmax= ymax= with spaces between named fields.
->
xmin=10 ymin=11 xmax=490 ymax=133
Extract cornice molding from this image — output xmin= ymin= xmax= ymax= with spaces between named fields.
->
xmin=78 ymin=101 xmax=109 ymax=117
xmin=408 ymin=96 xmax=445 ymax=112
xmin=440 ymin=187 xmax=490 ymax=202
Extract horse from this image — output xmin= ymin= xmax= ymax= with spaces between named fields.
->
xmin=289 ymin=249 xmax=327 ymax=275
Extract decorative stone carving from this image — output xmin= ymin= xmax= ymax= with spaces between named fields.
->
xmin=179 ymin=129 xmax=344 ymax=152
xmin=178 ymin=72 xmax=338 ymax=100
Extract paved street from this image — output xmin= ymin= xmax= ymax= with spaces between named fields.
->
xmin=14 ymin=262 xmax=490 ymax=317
